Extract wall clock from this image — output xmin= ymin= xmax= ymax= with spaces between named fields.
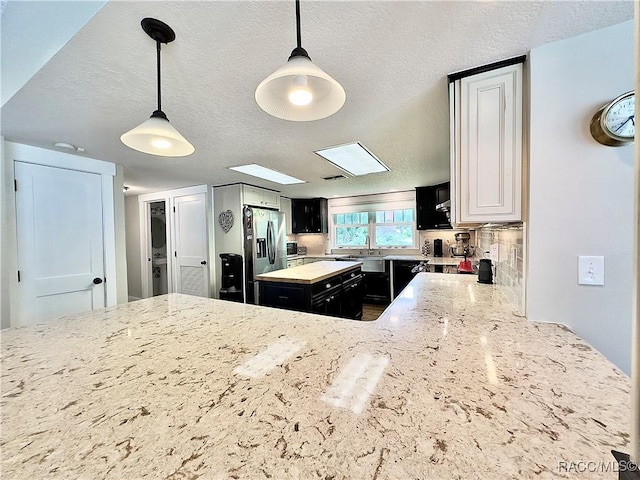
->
xmin=590 ymin=91 xmax=635 ymax=147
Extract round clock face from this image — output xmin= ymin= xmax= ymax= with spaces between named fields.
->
xmin=603 ymin=92 xmax=635 ymax=139
xmin=590 ymin=91 xmax=635 ymax=146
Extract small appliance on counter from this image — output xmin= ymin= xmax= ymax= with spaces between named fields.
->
xmin=477 ymin=259 xmax=494 ymax=284
xmin=433 ymin=239 xmax=443 ymax=257
xmin=457 ymin=256 xmax=474 ymax=274
xmin=297 ymin=246 xmax=307 ymax=255
xmin=219 ymin=253 xmax=243 ymax=302
xmin=286 ymin=241 xmax=298 ymax=256
xmin=450 ymin=232 xmax=475 ymax=257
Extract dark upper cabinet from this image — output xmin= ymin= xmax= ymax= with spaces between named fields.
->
xmin=291 ymin=198 xmax=328 ymax=234
xmin=416 ymin=182 xmax=452 ymax=230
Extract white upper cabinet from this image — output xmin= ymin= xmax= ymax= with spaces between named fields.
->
xmin=450 ymin=61 xmax=524 ymax=224
xmin=242 ymin=185 xmax=280 ymax=209
xmin=279 ymin=196 xmax=293 ymax=235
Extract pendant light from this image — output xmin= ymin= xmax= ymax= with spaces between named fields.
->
xmin=255 ymin=0 xmax=345 ymax=122
xmin=121 ymin=18 xmax=194 ymax=157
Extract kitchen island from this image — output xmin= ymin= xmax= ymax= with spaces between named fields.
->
xmin=256 ymin=260 xmax=364 ymax=319
xmin=1 ymin=274 xmax=631 ymax=479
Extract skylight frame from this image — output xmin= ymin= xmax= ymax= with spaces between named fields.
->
xmin=313 ymin=141 xmax=390 ymax=177
xmin=228 ymin=164 xmax=306 ymax=185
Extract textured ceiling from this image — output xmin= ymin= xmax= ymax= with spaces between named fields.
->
xmin=1 ymin=1 xmax=634 ymax=198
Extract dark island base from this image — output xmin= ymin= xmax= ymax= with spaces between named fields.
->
xmin=612 ymin=451 xmax=640 ymax=480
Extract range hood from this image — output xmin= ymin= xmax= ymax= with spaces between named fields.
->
xmin=435 ymin=199 xmax=451 ymax=223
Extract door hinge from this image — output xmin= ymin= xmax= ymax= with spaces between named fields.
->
xmin=17 ymin=271 xmax=20 ymax=282
xmin=14 ymin=179 xmax=17 ymax=191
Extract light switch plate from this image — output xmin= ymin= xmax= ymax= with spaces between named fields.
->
xmin=578 ymin=256 xmax=605 ymax=286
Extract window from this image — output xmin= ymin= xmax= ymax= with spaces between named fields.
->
xmin=335 ymin=212 xmax=369 ymax=247
xmin=333 ymin=208 xmax=415 ymax=248
xmin=373 ymin=209 xmax=414 ymax=247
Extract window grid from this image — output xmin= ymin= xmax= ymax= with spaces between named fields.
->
xmin=334 ymin=209 xmax=415 ymax=248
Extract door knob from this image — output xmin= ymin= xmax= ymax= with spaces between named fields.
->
xmin=93 ymin=277 xmax=103 ymax=285
xmin=200 ymin=260 xmax=207 ymax=265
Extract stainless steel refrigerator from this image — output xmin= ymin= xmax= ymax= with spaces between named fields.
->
xmin=242 ymin=205 xmax=286 ymax=304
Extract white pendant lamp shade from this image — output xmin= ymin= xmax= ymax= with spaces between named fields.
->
xmin=121 ymin=18 xmax=194 ymax=157
xmin=120 ymin=114 xmax=195 ymax=157
xmin=256 ymin=0 xmax=345 ymax=122
xmin=256 ymin=56 xmax=345 ymax=121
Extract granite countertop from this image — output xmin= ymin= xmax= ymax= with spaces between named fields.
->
xmin=256 ymin=260 xmax=362 ymax=284
xmin=1 ymin=274 xmax=631 ymax=479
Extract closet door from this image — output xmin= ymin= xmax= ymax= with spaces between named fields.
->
xmin=173 ymin=193 xmax=209 ymax=297
xmin=14 ymin=161 xmax=105 ymax=325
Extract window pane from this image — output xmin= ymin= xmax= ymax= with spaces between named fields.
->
xmin=403 ymin=209 xmax=414 ymax=222
xmin=336 ymin=227 xmax=368 ymax=246
xmin=393 ymin=210 xmax=403 ymax=222
xmin=344 ymin=213 xmax=352 ymax=225
xmin=375 ymin=225 xmax=414 ymax=246
xmin=360 ymin=212 xmax=369 ymax=224
xmin=336 ymin=214 xmax=345 ymax=225
xmin=376 ymin=211 xmax=385 ymax=223
xmin=384 ymin=211 xmax=393 ymax=223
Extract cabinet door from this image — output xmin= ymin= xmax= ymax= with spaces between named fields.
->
xmin=261 ymin=190 xmax=280 ymax=209
xmin=243 ymin=185 xmax=280 ymax=209
xmin=308 ymin=198 xmax=328 ymax=233
xmin=341 ymin=279 xmax=364 ymax=320
xmin=291 ymin=199 xmax=309 ymax=233
xmin=454 ymin=63 xmax=523 ymax=223
xmin=416 ymin=183 xmax=451 ymax=230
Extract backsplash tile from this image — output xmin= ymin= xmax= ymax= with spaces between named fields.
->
xmin=476 ymin=224 xmax=525 ymax=314
xmin=295 ymin=234 xmax=329 ymax=256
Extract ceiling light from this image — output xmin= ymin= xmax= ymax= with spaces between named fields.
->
xmin=229 ymin=164 xmax=305 ymax=185
xmin=314 ymin=142 xmax=389 ymax=176
xmin=255 ymin=0 xmax=345 ymax=121
xmin=54 ymin=142 xmax=84 ymax=153
xmin=120 ymin=18 xmax=194 ymax=157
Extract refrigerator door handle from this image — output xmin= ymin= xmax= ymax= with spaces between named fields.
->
xmin=266 ymin=220 xmax=276 ymax=264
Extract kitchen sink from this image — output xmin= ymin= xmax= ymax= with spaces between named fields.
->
xmin=339 ymin=256 xmax=386 ymax=273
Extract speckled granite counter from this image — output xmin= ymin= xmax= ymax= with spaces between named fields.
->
xmin=1 ymin=274 xmax=631 ymax=479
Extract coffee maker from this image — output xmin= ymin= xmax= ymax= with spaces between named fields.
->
xmin=450 ymin=232 xmax=475 ymax=257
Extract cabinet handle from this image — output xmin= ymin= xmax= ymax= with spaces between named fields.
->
xmin=201 ymin=260 xmax=207 ymax=265
xmin=326 ymin=283 xmax=331 ymax=289
xmin=92 ymin=277 xmax=103 ymax=285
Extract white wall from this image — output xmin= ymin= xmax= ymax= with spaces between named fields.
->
xmin=113 ymin=165 xmax=128 ymax=304
xmin=528 ymin=20 xmax=634 ymax=374
xmin=125 ymin=195 xmax=142 ymax=300
xmin=0 ymin=136 xmax=12 ymax=328
xmin=213 ymin=185 xmax=245 ymax=299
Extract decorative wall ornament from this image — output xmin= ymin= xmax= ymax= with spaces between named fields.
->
xmin=218 ymin=210 xmax=234 ymax=233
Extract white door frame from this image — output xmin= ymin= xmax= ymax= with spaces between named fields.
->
xmin=138 ymin=184 xmax=211 ymax=299
xmin=4 ymin=142 xmax=118 ymax=327
xmin=138 ymin=193 xmax=173 ymax=298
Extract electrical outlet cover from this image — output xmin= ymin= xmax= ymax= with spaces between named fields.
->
xmin=578 ymin=256 xmax=604 ymax=286
xmin=490 ymin=244 xmax=499 ymax=262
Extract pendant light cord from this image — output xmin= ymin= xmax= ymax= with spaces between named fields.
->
xmin=156 ymin=39 xmax=162 ymax=113
xmin=289 ymin=0 xmax=309 ymax=60
xmin=295 ymin=0 xmax=301 ymax=49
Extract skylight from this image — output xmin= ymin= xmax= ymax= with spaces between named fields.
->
xmin=229 ymin=164 xmax=305 ymax=185
xmin=314 ymin=142 xmax=389 ymax=176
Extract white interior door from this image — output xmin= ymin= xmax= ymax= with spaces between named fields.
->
xmin=173 ymin=193 xmax=209 ymax=297
xmin=14 ymin=161 xmax=105 ymax=325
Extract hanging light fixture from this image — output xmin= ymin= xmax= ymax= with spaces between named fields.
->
xmin=121 ymin=18 xmax=194 ymax=157
xmin=255 ymin=0 xmax=345 ymax=121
